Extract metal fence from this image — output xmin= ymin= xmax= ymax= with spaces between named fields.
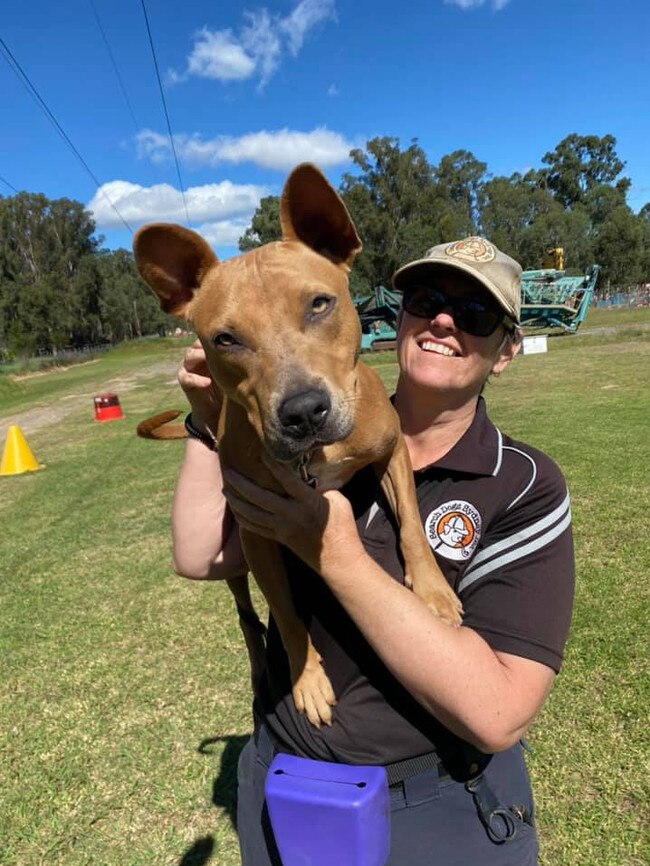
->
xmin=32 ymin=344 xmax=110 ymax=360
xmin=594 ymin=289 xmax=650 ymax=308
xmin=0 ymin=343 xmax=110 ymax=372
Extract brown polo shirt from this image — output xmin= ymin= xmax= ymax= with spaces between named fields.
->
xmin=260 ymin=398 xmax=575 ymax=766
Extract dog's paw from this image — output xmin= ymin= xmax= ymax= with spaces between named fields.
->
xmin=416 ymin=583 xmax=463 ymax=628
xmin=292 ymin=663 xmax=337 ymax=728
xmin=427 ymin=587 xmax=463 ymax=627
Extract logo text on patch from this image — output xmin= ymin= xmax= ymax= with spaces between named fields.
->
xmin=425 ymin=500 xmax=482 ymax=561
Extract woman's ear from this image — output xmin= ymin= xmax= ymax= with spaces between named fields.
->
xmin=491 ymin=328 xmax=522 ymax=375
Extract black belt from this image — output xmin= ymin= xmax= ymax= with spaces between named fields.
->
xmin=385 ymin=750 xmax=449 ymax=786
xmin=256 ymin=723 xmax=449 ymax=788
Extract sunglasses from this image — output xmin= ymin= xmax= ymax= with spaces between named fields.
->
xmin=401 ymin=285 xmax=512 ymax=337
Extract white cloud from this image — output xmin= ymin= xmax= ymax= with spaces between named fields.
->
xmin=196 ymin=219 xmax=253 ymax=248
xmin=136 ymin=127 xmax=355 ymax=171
xmin=241 ymin=10 xmax=283 ymax=86
xmin=87 ymin=179 xmax=266 ymax=232
xmin=171 ymin=0 xmax=336 ymax=88
xmin=281 ymin=0 xmax=337 ymax=55
xmin=186 ymin=28 xmax=256 ymax=81
xmin=444 ymin=0 xmax=511 ymax=9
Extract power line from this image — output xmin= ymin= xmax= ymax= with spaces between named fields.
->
xmin=88 ymin=0 xmax=140 ymax=133
xmin=0 ymin=173 xmax=19 ymax=194
xmin=139 ymin=0 xmax=191 ymax=227
xmin=0 ymin=36 xmax=133 ymax=233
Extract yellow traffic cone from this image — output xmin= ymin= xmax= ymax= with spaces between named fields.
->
xmin=0 ymin=426 xmax=43 ymax=476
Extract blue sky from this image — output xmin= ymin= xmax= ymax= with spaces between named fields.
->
xmin=2 ymin=0 xmax=649 ymax=259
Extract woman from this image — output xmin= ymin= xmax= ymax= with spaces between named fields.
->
xmin=172 ymin=238 xmax=575 ymax=865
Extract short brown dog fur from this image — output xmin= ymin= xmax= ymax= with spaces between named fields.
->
xmin=134 ymin=163 xmax=461 ymax=727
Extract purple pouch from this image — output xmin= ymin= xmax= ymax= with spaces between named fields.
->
xmin=265 ymin=752 xmax=391 ymax=866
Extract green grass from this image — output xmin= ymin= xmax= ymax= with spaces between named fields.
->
xmin=583 ymin=305 xmax=650 ymax=329
xmin=1 ymin=326 xmax=648 ymax=865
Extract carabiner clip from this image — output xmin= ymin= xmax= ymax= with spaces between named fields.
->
xmin=465 ymin=774 xmax=519 ymax=843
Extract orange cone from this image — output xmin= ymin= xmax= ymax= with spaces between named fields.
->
xmin=0 ymin=426 xmax=43 ymax=476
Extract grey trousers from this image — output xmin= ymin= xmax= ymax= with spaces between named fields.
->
xmin=236 ymin=725 xmax=539 ymax=866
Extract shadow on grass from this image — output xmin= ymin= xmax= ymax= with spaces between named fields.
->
xmin=177 ymin=836 xmax=215 ymax=866
xmin=176 ymin=734 xmax=250 ymax=865
xmin=199 ymin=733 xmax=251 ymax=828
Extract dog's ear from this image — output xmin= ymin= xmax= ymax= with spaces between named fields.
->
xmin=280 ymin=164 xmax=362 ymax=269
xmin=133 ymin=224 xmax=218 ymax=316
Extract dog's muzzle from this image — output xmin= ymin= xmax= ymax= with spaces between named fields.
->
xmin=264 ymin=386 xmax=354 ymax=461
xmin=278 ymin=388 xmax=331 ymax=440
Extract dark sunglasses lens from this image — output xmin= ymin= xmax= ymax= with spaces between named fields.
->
xmin=459 ymin=300 xmax=502 ymax=336
xmin=402 ymin=287 xmax=445 ymax=319
xmin=402 ymin=287 xmax=502 ymax=337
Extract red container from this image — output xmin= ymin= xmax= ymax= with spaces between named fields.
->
xmin=94 ymin=392 xmax=124 ymax=422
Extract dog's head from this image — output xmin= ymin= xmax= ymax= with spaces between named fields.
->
xmin=133 ymin=164 xmax=363 ymax=460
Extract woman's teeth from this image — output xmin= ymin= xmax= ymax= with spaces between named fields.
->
xmin=420 ymin=341 xmax=456 ymax=357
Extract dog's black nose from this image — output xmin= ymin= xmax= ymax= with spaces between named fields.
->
xmin=279 ymin=389 xmax=331 ymax=438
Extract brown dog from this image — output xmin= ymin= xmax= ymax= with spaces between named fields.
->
xmin=134 ymin=163 xmax=461 ymax=727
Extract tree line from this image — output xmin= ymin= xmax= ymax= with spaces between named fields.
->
xmin=241 ymin=133 xmax=650 ymax=298
xmin=1 ymin=133 xmax=648 ymax=357
xmin=0 ymin=195 xmax=172 ymax=359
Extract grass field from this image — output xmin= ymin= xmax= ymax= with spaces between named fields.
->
xmin=1 ymin=316 xmax=649 ymax=865
xmin=582 ymin=304 xmax=650 ymax=329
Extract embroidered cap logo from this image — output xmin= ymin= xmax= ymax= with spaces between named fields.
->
xmin=445 ymin=237 xmax=496 ymax=264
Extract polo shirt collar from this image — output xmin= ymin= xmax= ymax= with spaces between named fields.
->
xmin=417 ymin=397 xmax=501 ymax=477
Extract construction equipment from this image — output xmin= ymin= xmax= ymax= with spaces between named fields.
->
xmin=355 ymin=251 xmax=600 ymax=341
xmin=541 ymin=247 xmax=565 ymax=270
xmin=520 ymin=260 xmax=600 ymax=332
xmin=355 ymin=286 xmax=401 ymax=351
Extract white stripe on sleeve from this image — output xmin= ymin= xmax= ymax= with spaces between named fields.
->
xmin=458 ymin=508 xmax=571 ymax=593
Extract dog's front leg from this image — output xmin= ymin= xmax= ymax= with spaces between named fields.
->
xmin=375 ymin=436 xmax=463 ymax=627
xmin=226 ymin=574 xmax=268 ymax=694
xmin=239 ymin=529 xmax=337 ymax=727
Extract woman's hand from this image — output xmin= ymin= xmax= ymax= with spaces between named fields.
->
xmin=178 ymin=339 xmax=222 ymax=435
xmin=222 ymin=457 xmax=367 ymax=576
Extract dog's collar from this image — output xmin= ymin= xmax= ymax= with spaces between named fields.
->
xmin=297 ymin=452 xmax=318 ymax=488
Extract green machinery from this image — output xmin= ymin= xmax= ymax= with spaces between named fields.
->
xmin=356 ymin=286 xmax=401 ymax=351
xmin=355 ymin=258 xmax=601 ymax=346
xmin=520 ymin=264 xmax=600 ymax=332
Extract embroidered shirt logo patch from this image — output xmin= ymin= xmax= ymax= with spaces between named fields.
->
xmin=445 ymin=237 xmax=496 ymax=263
xmin=425 ymin=500 xmax=482 ymax=561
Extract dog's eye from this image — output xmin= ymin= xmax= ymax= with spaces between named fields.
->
xmin=311 ymin=296 xmax=333 ymax=316
xmin=213 ymin=332 xmax=239 ymax=348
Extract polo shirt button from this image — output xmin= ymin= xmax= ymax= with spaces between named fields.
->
xmin=469 ymin=762 xmax=479 ymax=775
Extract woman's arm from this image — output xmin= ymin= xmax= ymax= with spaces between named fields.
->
xmin=171 ymin=340 xmax=247 ymax=581
xmin=223 ymin=459 xmax=555 ymax=753
xmin=305 ymin=547 xmax=555 ymax=753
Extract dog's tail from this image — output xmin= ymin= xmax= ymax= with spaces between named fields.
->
xmin=136 ymin=410 xmax=187 ymax=440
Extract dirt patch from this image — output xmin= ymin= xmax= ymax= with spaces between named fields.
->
xmin=0 ymin=359 xmax=180 ymax=441
xmin=10 ymin=359 xmax=100 ymax=381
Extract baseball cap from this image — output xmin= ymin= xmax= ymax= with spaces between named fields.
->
xmin=392 ymin=237 xmax=522 ymax=324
